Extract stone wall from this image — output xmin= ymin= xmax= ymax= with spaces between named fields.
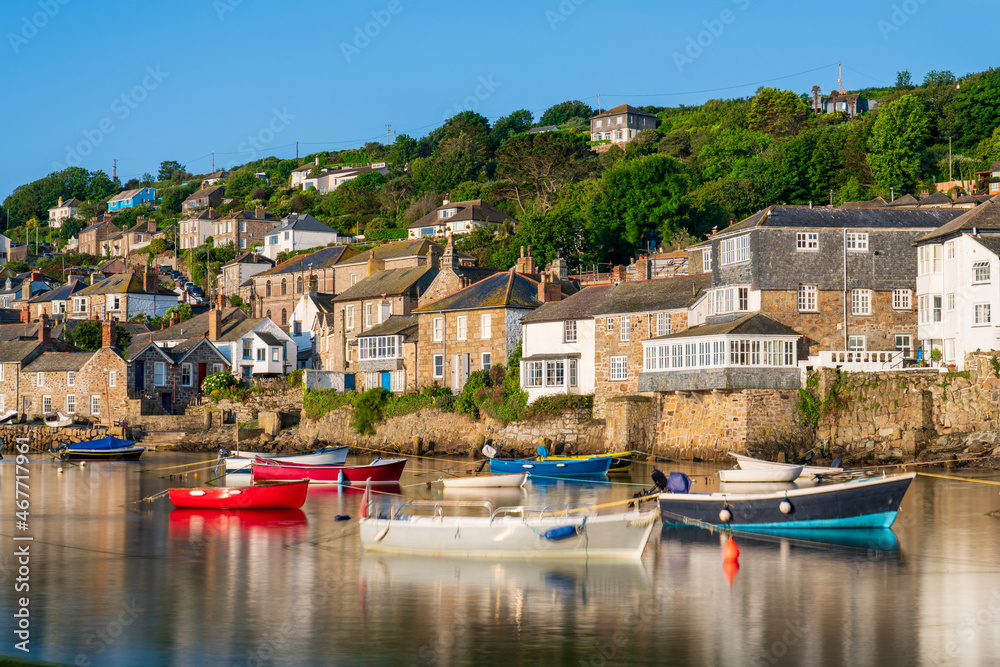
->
xmin=0 ymin=424 xmax=114 ymax=452
xmin=604 ymin=395 xmax=656 ymax=453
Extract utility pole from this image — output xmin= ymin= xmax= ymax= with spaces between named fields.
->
xmin=949 ymin=136 xmax=953 ymax=181
xmin=830 ymin=189 xmax=834 ymax=206
xmin=112 ymin=159 xmax=117 ymax=183
xmin=296 ymin=141 xmax=299 ymax=160
xmin=386 ymin=124 xmax=391 ymax=145
xmin=212 ymin=151 xmax=215 ymax=173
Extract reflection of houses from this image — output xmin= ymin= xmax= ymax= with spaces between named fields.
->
xmin=126 ymin=337 xmax=229 ymax=414
xmin=590 ymin=104 xmax=657 ymax=143
xmin=406 ymin=199 xmax=517 ymax=239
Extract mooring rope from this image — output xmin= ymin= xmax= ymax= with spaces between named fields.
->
xmin=917 ymin=472 xmax=1000 ymax=486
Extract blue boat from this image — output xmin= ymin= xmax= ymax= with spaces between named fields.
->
xmin=657 ymin=472 xmax=915 ymax=529
xmin=488 ymin=455 xmax=612 ymax=477
xmin=51 ymin=436 xmax=145 ymax=461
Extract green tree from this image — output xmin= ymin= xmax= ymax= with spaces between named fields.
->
xmin=896 ymin=70 xmax=913 ymax=88
xmin=87 ymin=170 xmax=117 ymax=201
xmin=495 ymin=132 xmax=594 ymax=213
xmin=225 ymin=170 xmax=265 ymax=202
xmin=868 ymin=95 xmax=929 ymax=194
xmin=164 ymin=303 xmax=193 ymax=322
xmin=158 ymin=185 xmax=195 ymax=214
xmin=923 ymin=70 xmax=955 ymax=86
xmin=67 ymin=321 xmax=131 ymax=351
xmin=158 ymin=160 xmax=185 ymax=181
xmin=946 ymin=69 xmax=1000 ymax=150
xmin=386 ymin=133 xmax=418 ymax=176
xmin=58 ymin=217 xmax=82 ymax=241
xmin=489 ymin=109 xmax=533 ymax=148
xmin=539 ymin=100 xmax=594 ymax=127
xmin=148 ymin=237 xmax=169 ymax=255
xmin=748 ymin=88 xmax=809 ymax=139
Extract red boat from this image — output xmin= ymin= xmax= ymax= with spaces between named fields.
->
xmin=167 ymin=480 xmax=309 ymax=509
xmin=250 ymin=457 xmax=407 ymax=485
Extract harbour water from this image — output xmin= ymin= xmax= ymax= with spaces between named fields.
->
xmin=2 ymin=452 xmax=1000 ymax=666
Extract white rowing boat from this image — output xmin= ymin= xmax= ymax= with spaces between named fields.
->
xmin=359 ymin=496 xmax=657 ymax=560
xmin=440 ymin=473 xmax=528 ymax=489
xmin=223 ymin=446 xmax=348 ymax=473
xmin=718 ymin=466 xmax=802 ymax=483
xmin=730 ymin=452 xmax=849 ymax=479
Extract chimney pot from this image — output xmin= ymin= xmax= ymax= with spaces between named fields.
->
xmin=102 ymin=319 xmax=115 ymax=348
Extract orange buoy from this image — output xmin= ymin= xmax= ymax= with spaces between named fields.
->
xmin=722 ymin=558 xmax=740 ymax=586
xmin=722 ymin=536 xmax=740 ymax=562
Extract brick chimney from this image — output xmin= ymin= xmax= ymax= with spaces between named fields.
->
xmin=216 ymin=293 xmax=225 ymax=309
xmin=515 ymin=246 xmax=537 ymax=274
xmin=102 ymin=318 xmax=115 ymax=348
xmin=426 ymin=245 xmax=438 ymax=269
xmin=20 ymin=308 xmax=29 ymax=324
xmin=611 ymin=265 xmax=628 ymax=285
xmin=537 ymin=271 xmax=563 ymax=303
xmin=368 ymin=257 xmax=385 ymax=275
xmin=170 ymin=312 xmax=180 ymax=327
xmin=209 ymin=307 xmax=222 ymax=342
xmin=635 ymin=255 xmax=651 ymax=281
xmin=255 ymin=206 xmax=266 ymax=219
xmin=143 ymin=269 xmax=157 ymax=293
xmin=442 ymin=232 xmax=459 ymax=270
xmin=39 ymin=311 xmax=51 ymax=350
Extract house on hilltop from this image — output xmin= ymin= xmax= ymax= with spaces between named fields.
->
xmin=590 ymin=104 xmax=657 ymax=144
xmin=48 ymin=197 xmax=82 ymax=228
xmin=107 ymin=187 xmax=156 ymax=212
xmin=263 ymin=213 xmax=349 ymax=260
xmin=407 ymin=198 xmax=517 ymax=239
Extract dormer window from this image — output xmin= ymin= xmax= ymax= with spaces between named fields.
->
xmin=438 ymin=209 xmax=456 ymax=219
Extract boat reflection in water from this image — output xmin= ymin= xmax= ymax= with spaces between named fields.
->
xmin=660 ymin=526 xmax=899 ymax=555
xmin=168 ymin=508 xmax=308 ymax=547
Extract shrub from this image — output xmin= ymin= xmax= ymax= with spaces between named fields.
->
xmin=203 ymin=371 xmax=240 ymax=394
xmin=382 ymin=392 xmax=435 ymax=418
xmin=455 ymin=370 xmax=492 ymax=417
xmin=352 ymin=387 xmax=388 ymax=435
xmin=303 ymin=389 xmax=356 ymax=420
xmin=287 ymin=368 xmax=304 ymax=388
xmin=523 ymin=393 xmax=594 ymax=419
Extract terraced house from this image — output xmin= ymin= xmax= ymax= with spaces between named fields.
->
xmin=70 ymin=270 xmax=178 ymax=321
xmin=249 ymin=245 xmax=358 ymax=326
xmin=212 ymin=207 xmax=280 ymax=250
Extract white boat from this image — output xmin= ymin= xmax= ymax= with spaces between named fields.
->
xmin=718 ymin=466 xmax=802 ymax=483
xmin=43 ymin=411 xmax=72 ymax=427
xmin=440 ymin=473 xmax=528 ymax=489
xmin=223 ymin=446 xmax=349 ymax=473
xmin=730 ymin=452 xmax=850 ymax=479
xmin=0 ymin=410 xmax=18 ymax=424
xmin=359 ymin=497 xmax=657 ymax=559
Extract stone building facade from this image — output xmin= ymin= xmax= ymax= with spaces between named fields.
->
xmin=126 ymin=338 xmax=229 ymax=414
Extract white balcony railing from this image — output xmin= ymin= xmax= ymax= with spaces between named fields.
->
xmin=817 ymin=350 xmax=904 ymax=371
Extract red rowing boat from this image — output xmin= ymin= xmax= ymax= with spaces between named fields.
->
xmin=168 ymin=480 xmax=309 ymax=509
xmin=250 ymin=457 xmax=407 ymax=485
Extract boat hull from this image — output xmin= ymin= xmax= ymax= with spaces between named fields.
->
xmin=250 ymin=458 xmax=407 ymax=484
xmin=225 ymin=446 xmax=348 ymax=472
xmin=731 ymin=453 xmax=847 ymax=479
xmin=59 ymin=446 xmax=145 ymax=461
xmin=718 ymin=467 xmax=802 ymax=483
xmin=541 ymin=452 xmax=632 ymax=473
xmin=489 ymin=456 xmax=612 ymax=477
xmin=360 ymin=509 xmax=657 ymax=559
xmin=168 ymin=480 xmax=309 ymax=509
xmin=658 ymin=473 xmax=915 ymax=529
xmin=441 ymin=472 xmax=527 ymax=488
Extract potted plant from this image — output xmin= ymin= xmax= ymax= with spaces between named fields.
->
xmin=930 ymin=348 xmax=943 ymax=367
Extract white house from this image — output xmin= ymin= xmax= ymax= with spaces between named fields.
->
xmin=407 ymin=199 xmax=517 ymax=239
xmin=0 ymin=233 xmax=10 ymax=267
xmin=518 ymin=284 xmax=613 ymax=402
xmin=47 ymin=197 xmax=82 ymax=228
xmin=218 ymin=252 xmax=274 ymax=298
xmin=915 ymin=199 xmax=1000 ymax=369
xmin=179 ymin=210 xmax=218 ymax=250
xmin=298 ymin=161 xmax=389 ymax=193
xmin=263 ymin=213 xmax=349 ymax=260
xmin=289 ymin=292 xmax=336 ymax=367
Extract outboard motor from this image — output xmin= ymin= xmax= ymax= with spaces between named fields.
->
xmin=631 ymin=468 xmax=671 ymax=507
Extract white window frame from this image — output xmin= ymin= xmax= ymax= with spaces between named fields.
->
xmin=973 ymin=261 xmax=991 ymax=284
xmin=345 ymin=305 xmax=355 ymax=330
xmin=845 ymin=232 xmax=868 ymax=252
xmin=433 ymin=354 xmax=443 ymax=378
xmin=525 ymin=361 xmax=543 ymax=387
xmin=42 ymin=395 xmax=51 ymax=413
xmin=569 ymin=359 xmax=578 ymax=387
xmin=656 ymin=312 xmax=671 ymax=337
xmin=609 ymin=356 xmax=627 ymax=381
xmin=975 ymin=303 xmax=991 ymax=325
xmin=37 ymin=372 xmax=43 ymax=387
xmin=606 ymin=318 xmax=614 ymax=332
xmin=945 ymin=241 xmax=955 ymax=259
xmin=947 ymin=293 xmax=955 ymax=311
xmin=433 ymin=317 xmax=443 ymax=342
xmin=456 ymin=316 xmax=468 ymax=341
xmin=703 ymin=249 xmax=712 ymax=272
xmin=67 ymin=371 xmax=74 ymax=386
xmin=213 ymin=363 xmax=223 ymax=374
xmin=564 ymin=320 xmax=577 ymax=343
xmin=720 ymin=234 xmax=750 ymax=265
xmin=66 ymin=394 xmax=75 ymax=414
xmin=892 ymin=289 xmax=911 ymax=310
xmin=0 ymin=364 xmax=4 ymax=382
xmin=181 ymin=363 xmax=192 ymax=387
xmin=796 ymin=232 xmax=819 ymax=251
xmin=91 ymin=395 xmax=100 ymax=416
xmin=797 ymin=285 xmax=817 ymax=312
xmin=153 ymin=362 xmax=166 ymax=386
xmin=918 ymin=245 xmax=941 ymax=275
xmin=850 ymin=289 xmax=872 ymax=316
xmin=847 ymin=335 xmax=865 ymax=352
xmin=109 ymin=370 xmax=117 ymax=387
xmin=894 ymin=335 xmax=913 ymax=359
xmin=481 ymin=352 xmax=491 ymax=371
xmin=545 ymin=361 xmax=564 ymax=387
xmin=480 ymin=314 xmax=491 ymax=339
xmin=620 ymin=316 xmax=630 ymax=342
xmin=365 ymin=302 xmax=373 ymax=327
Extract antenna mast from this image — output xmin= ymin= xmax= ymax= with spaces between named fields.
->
xmin=838 ymin=62 xmax=844 ymax=93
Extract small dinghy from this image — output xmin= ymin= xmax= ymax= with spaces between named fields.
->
xmin=168 ymin=480 xmax=309 ymax=510
xmin=51 ymin=435 xmax=145 ymax=461
xmin=440 ymin=472 xmax=528 ymax=489
xmin=718 ymin=466 xmax=802 ymax=483
xmin=483 ymin=445 xmax=612 ymax=477
xmin=250 ymin=457 xmax=408 ymax=485
xmin=730 ymin=452 xmax=852 ymax=479
xmin=43 ymin=411 xmax=72 ymax=427
xmin=0 ymin=410 xmax=19 ymax=424
xmin=221 ymin=446 xmax=349 ymax=473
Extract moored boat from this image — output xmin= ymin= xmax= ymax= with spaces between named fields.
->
xmin=718 ymin=466 xmax=802 ymax=483
xmin=730 ymin=452 xmax=852 ymax=479
xmin=485 ymin=446 xmax=612 ymax=477
xmin=250 ymin=457 xmax=407 ymax=485
xmin=359 ymin=496 xmax=657 ymax=559
xmin=168 ymin=480 xmax=309 ymax=509
xmin=658 ymin=472 xmax=916 ymax=529
xmin=51 ymin=435 xmax=145 ymax=461
xmin=222 ymin=446 xmax=349 ymax=473
xmin=538 ymin=450 xmax=633 ymax=473
xmin=0 ymin=410 xmax=19 ymax=424
xmin=440 ymin=472 xmax=527 ymax=489
xmin=43 ymin=411 xmax=72 ymax=427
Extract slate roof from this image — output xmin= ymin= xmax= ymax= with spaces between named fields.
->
xmin=414 ymin=270 xmax=542 ymax=313
xmin=226 ymin=209 xmax=279 ymax=221
xmin=258 ymin=245 xmax=357 ymax=276
xmin=108 ymin=188 xmax=147 ymax=203
xmin=972 ymin=234 xmax=1000 ymax=256
xmin=0 ymin=341 xmax=41 ymax=363
xmin=521 ymin=284 xmax=616 ymax=324
xmin=917 ymin=197 xmax=1000 ymax=242
xmin=223 ymin=252 xmax=274 ymax=268
xmin=27 ymin=278 xmax=88 ymax=303
xmin=255 ymin=332 xmax=282 ymax=346
xmin=332 ymin=266 xmax=434 ymax=303
xmin=80 ymin=219 xmax=119 ymax=234
xmin=884 ymin=193 xmax=921 ymax=207
xmin=272 ymin=213 xmax=342 ymax=235
xmin=168 ymin=337 xmax=226 ymax=364
xmin=976 ymin=161 xmax=1000 ymax=173
xmin=183 ymin=185 xmax=224 ymax=201
xmin=22 ymin=350 xmax=96 ymax=372
xmin=841 ymin=196 xmax=889 ymax=209
xmin=49 ymin=197 xmax=82 ymax=209
xmin=184 ymin=208 xmax=221 ymax=221
xmin=76 ymin=273 xmax=174 ymax=296
xmin=649 ymin=312 xmax=801 ymax=341
xmin=216 ymin=318 xmax=272 ymax=343
xmin=591 ymin=104 xmax=657 ymax=119
xmin=338 ymin=239 xmax=458 ymax=266
xmin=308 ymin=293 xmax=337 ymax=312
xmin=592 ymin=274 xmax=712 ymax=316
xmin=920 ymin=192 xmax=954 ymax=206
xmin=136 ymin=307 xmax=247 ymax=343
xmin=954 ymin=195 xmax=982 ymax=206
xmin=708 ymin=205 xmax=967 ymax=239
xmin=356 ymin=315 xmax=418 ymax=341
xmin=125 ymin=339 xmax=172 ymax=363
xmin=408 ymin=200 xmax=518 ymax=230
xmin=528 ymin=125 xmax=559 ymax=133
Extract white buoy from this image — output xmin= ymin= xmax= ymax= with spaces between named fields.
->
xmin=57 ymin=467 xmax=64 ymax=474
xmin=719 ymin=508 xmax=732 ymax=523
xmin=779 ymin=500 xmax=793 ymax=515
xmin=80 ymin=461 xmax=87 ymax=467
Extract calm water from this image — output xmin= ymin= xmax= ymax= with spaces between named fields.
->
xmin=2 ymin=451 xmax=999 ymax=666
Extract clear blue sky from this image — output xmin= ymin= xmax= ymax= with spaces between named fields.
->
xmin=0 ymin=0 xmax=994 ymax=201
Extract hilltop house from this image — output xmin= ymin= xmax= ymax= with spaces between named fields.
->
xmin=263 ymin=213 xmax=349 ymax=260
xmin=407 ymin=199 xmax=517 ymax=239
xmin=107 ymin=187 xmax=156 ymax=212
xmin=810 ymin=90 xmax=879 ymax=118
xmin=78 ymin=218 xmax=120 ymax=256
xmin=212 ymin=207 xmax=279 ymax=251
xmin=296 ymin=160 xmax=389 ymax=193
xmin=181 ymin=185 xmax=225 ymax=215
xmin=200 ymin=170 xmax=229 ymax=189
xmin=47 ymin=197 xmax=82 ymax=228
xmin=590 ymin=104 xmax=657 ymax=143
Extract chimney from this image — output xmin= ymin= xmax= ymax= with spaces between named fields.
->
xmin=515 ymin=246 xmax=537 ymax=274
xmin=39 ymin=311 xmax=51 ymax=350
xmin=442 ymin=196 xmax=450 ymax=206
xmin=426 ymin=245 xmax=439 ymax=270
xmin=143 ymin=269 xmax=157 ymax=293
xmin=102 ymin=318 xmax=115 ymax=348
xmin=21 ymin=280 xmax=30 ymax=301
xmin=635 ymin=255 xmax=652 ymax=281
xmin=368 ymin=257 xmax=385 ymax=275
xmin=537 ymin=271 xmax=563 ymax=303
xmin=209 ymin=307 xmax=222 ymax=342
xmin=216 ymin=293 xmax=225 ymax=309
xmin=58 ymin=196 xmax=63 ymax=207
xmin=314 ymin=157 xmax=319 ymax=166
xmin=20 ymin=308 xmax=29 ymax=324
xmin=170 ymin=312 xmax=180 ymax=327
xmin=255 ymin=205 xmax=266 ymax=219
xmin=208 ymin=206 xmax=215 ymax=218
xmin=442 ymin=232 xmax=459 ymax=270
xmin=611 ymin=265 xmax=628 ymax=285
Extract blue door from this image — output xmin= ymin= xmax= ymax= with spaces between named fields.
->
xmin=345 ymin=374 xmax=355 ymax=391
xmin=381 ymin=372 xmax=392 ymax=391
xmin=134 ymin=361 xmax=145 ymax=392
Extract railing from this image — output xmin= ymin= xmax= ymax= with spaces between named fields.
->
xmin=817 ymin=350 xmax=904 ymax=371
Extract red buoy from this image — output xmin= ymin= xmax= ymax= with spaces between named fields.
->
xmin=722 ymin=536 xmax=740 ymax=562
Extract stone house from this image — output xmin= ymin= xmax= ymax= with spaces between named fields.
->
xmin=416 ymin=233 xmax=498 ymax=307
xmin=211 ymin=207 xmax=280 ymax=251
xmin=181 ymin=185 xmax=225 ymax=215
xmin=686 ymin=205 xmax=966 ymax=364
xmin=219 ymin=252 xmax=274 ymax=298
xmin=263 ymin=213 xmax=349 ymax=260
xmin=331 ymin=239 xmax=456 ymax=291
xmin=70 ymin=270 xmax=178 ymax=322
xmin=248 ymin=245 xmax=358 ymax=325
xmin=914 ymin=198 xmax=1000 ymax=369
xmin=179 ymin=208 xmax=221 ymax=250
xmin=406 ymin=198 xmax=517 ymax=239
xmin=47 ymin=197 xmax=82 ymax=228
xmin=78 ymin=219 xmax=120 ymax=256
xmin=353 ymin=315 xmax=418 ymax=393
xmin=318 ymin=266 xmax=436 ymax=381
xmin=589 ymin=273 xmax=712 ymax=417
xmin=413 ymin=269 xmax=554 ymax=393
xmin=126 ymin=336 xmax=230 ymax=414
xmin=17 ymin=319 xmax=127 ymax=422
xmin=590 ymin=104 xmax=657 ymax=143
xmin=25 ymin=277 xmax=88 ymax=319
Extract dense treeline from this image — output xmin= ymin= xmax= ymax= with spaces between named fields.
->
xmin=5 ymin=67 xmax=1000 ymax=272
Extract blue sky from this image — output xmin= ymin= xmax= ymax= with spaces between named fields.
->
xmin=0 ymin=0 xmax=994 ymax=202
